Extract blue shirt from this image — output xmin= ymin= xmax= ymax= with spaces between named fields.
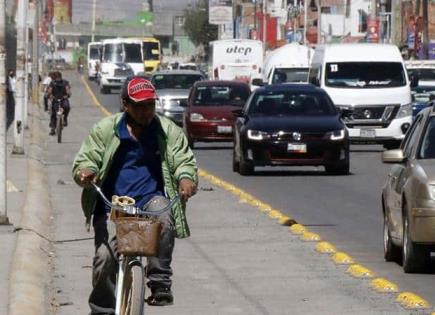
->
xmin=97 ymin=114 xmax=164 ymax=214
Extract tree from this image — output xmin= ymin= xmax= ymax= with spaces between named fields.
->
xmin=183 ymin=0 xmax=217 ymax=51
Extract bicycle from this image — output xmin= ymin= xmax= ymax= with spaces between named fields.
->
xmin=53 ymin=98 xmax=64 ymax=143
xmin=92 ymin=183 xmax=178 ymax=315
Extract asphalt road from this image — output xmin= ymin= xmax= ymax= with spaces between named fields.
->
xmin=86 ymin=78 xmax=435 ymax=306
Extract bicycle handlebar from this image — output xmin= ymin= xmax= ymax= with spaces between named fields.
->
xmin=91 ymin=182 xmax=178 ymax=217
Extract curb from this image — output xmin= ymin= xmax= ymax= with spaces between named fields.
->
xmin=8 ymin=103 xmax=51 ymax=315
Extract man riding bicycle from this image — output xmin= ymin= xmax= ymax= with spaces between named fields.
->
xmin=72 ymin=76 xmax=198 ymax=314
xmin=48 ymin=71 xmax=71 ymax=136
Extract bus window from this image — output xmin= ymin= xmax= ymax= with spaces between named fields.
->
xmin=143 ymin=42 xmax=160 ymax=60
xmin=124 ymin=43 xmax=142 ymax=63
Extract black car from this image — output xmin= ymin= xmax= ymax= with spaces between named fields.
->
xmin=232 ymin=84 xmax=350 ymax=175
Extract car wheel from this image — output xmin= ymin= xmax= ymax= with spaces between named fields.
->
xmin=239 ymin=153 xmax=254 ymax=176
xmin=232 ymin=149 xmax=239 ymax=173
xmin=402 ymin=211 xmax=428 ymax=273
xmin=325 ymin=159 xmax=349 ymax=175
xmin=383 ymin=210 xmax=401 ymax=262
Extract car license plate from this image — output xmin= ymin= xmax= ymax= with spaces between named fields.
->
xmin=287 ymin=143 xmax=307 ymax=153
xmin=360 ymin=129 xmax=376 ymax=138
xmin=217 ymin=126 xmax=232 ymax=134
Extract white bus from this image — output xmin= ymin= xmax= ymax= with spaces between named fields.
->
xmin=209 ymin=39 xmax=263 ymax=85
xmin=99 ymin=38 xmax=144 ymax=93
xmin=87 ymin=41 xmax=102 ymax=80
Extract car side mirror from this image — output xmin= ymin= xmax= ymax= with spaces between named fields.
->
xmin=232 ymin=109 xmax=245 ymax=117
xmin=382 ymin=149 xmax=406 ymax=164
xmin=251 ymin=78 xmax=264 ymax=87
xmin=410 ymin=75 xmax=419 ymax=88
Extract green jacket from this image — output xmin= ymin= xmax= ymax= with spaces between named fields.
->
xmin=72 ymin=113 xmax=198 ymax=238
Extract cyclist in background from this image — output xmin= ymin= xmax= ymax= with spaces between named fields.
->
xmin=48 ymin=71 xmax=71 ymax=136
xmin=72 ymin=76 xmax=198 ymax=314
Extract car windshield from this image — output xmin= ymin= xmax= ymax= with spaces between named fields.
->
xmin=103 ymin=44 xmax=123 ymax=63
xmin=408 ymin=68 xmax=435 ymax=81
xmin=419 ymin=117 xmax=435 ymax=159
xmin=248 ymin=90 xmax=337 ymax=116
xmin=151 ymin=74 xmax=203 ymax=89
xmin=325 ymin=62 xmax=406 ymax=88
xmin=143 ymin=42 xmax=159 ymax=60
xmin=193 ymin=85 xmax=250 ymax=107
xmin=271 ymin=68 xmax=309 ymax=84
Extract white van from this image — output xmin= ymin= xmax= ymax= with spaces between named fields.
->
xmin=263 ymin=43 xmax=314 ymax=84
xmin=87 ymin=41 xmax=102 ymax=80
xmin=209 ymin=39 xmax=263 ymax=85
xmin=99 ymin=38 xmax=144 ymax=93
xmin=309 ymin=44 xmax=413 ymax=149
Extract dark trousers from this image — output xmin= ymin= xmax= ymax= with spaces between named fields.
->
xmin=89 ymin=210 xmax=175 ymax=315
xmin=49 ymin=99 xmax=70 ymax=129
xmin=43 ymin=93 xmax=49 ymax=111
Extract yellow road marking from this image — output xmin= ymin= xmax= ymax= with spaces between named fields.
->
xmin=80 ymin=76 xmax=112 ymax=117
xmin=301 ymin=231 xmax=321 ymax=241
xmin=370 ymin=278 xmax=398 ymax=293
xmin=396 ymin=292 xmax=430 ymax=309
xmin=315 ymin=241 xmax=337 ymax=254
xmin=289 ymin=223 xmax=306 ymax=235
xmin=346 ymin=264 xmax=374 ymax=278
xmin=268 ymin=209 xmax=283 ymax=219
xmin=331 ymin=252 xmax=354 ymax=265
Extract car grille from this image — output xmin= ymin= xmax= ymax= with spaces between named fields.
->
xmin=269 ymin=131 xmax=326 ymax=141
xmin=114 ymin=69 xmax=133 ymax=77
xmin=338 ymin=104 xmax=400 ymax=127
xmin=169 ymin=98 xmax=188 ymax=107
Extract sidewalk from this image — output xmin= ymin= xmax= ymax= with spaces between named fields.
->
xmin=0 ymin=109 xmax=30 ymax=315
xmin=47 ymin=72 xmax=425 ymax=315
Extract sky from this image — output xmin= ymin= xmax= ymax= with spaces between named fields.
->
xmin=72 ymin=0 xmax=194 ymax=24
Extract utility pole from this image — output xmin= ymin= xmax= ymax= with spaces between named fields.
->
xmin=317 ymin=0 xmax=321 ymax=44
xmin=32 ymin=0 xmax=39 ymax=105
xmin=91 ymin=0 xmax=96 ymax=42
xmin=12 ymin=0 xmax=28 ymax=155
xmin=0 ymin=0 xmax=8 ymax=225
xmin=262 ymin=0 xmax=267 ymax=54
xmin=303 ymin=0 xmax=308 ymax=44
xmin=23 ymin=12 xmax=28 ymax=128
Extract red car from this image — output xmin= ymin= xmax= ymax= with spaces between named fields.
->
xmin=183 ymin=80 xmax=251 ymax=148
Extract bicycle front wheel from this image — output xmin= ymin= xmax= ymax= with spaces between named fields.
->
xmin=120 ymin=263 xmax=145 ymax=315
xmin=56 ymin=114 xmax=63 ymax=143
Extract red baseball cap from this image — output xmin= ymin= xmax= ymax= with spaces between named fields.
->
xmin=122 ymin=77 xmax=157 ymax=103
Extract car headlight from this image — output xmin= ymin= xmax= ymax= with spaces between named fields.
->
xmin=247 ymin=129 xmax=270 ymax=141
xmin=190 ymin=113 xmax=206 ymax=122
xmin=325 ymin=129 xmax=345 ymax=141
xmin=396 ymin=103 xmax=412 ymax=118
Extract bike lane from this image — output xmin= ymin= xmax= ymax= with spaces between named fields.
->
xmin=47 ymin=72 xmax=428 ymax=315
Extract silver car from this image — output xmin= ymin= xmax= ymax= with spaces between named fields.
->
xmin=382 ymin=103 xmax=435 ymax=273
xmin=151 ymin=70 xmax=205 ymax=125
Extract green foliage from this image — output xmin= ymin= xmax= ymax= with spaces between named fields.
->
xmin=183 ymin=0 xmax=218 ymax=48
